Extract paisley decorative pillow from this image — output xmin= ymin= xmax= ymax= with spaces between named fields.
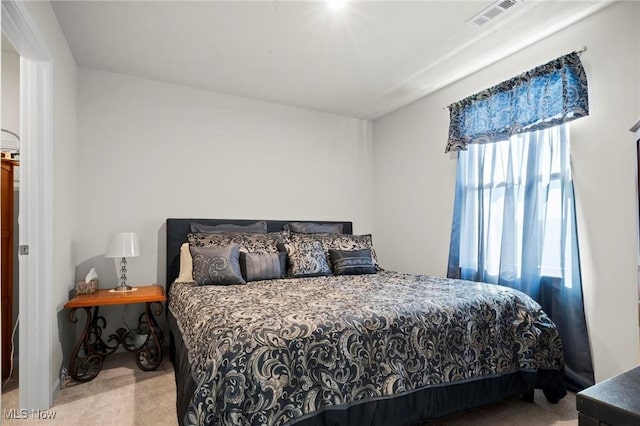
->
xmin=188 ymin=231 xmax=289 ymax=254
xmin=290 ymin=233 xmax=381 ymax=270
xmin=283 ymin=240 xmax=332 ymax=278
xmin=189 ymin=244 xmax=245 ymax=285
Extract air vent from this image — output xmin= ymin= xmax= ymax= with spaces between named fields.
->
xmin=466 ymin=0 xmax=522 ymax=27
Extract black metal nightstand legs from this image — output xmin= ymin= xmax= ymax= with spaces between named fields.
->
xmin=68 ymin=306 xmax=118 ymax=382
xmin=134 ymin=301 xmax=164 ymax=371
xmin=67 ymin=302 xmax=164 ymax=382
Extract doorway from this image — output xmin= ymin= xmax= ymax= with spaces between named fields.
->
xmin=2 ymin=0 xmax=55 ymax=410
xmin=1 ymin=32 xmax=21 ymax=399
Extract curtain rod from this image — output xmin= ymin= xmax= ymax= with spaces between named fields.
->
xmin=442 ymin=46 xmax=588 ymax=111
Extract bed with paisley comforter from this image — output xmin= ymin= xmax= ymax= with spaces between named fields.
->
xmin=165 ymin=218 xmax=566 ymax=426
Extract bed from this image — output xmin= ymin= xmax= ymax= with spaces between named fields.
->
xmin=166 ymin=218 xmax=566 ymax=426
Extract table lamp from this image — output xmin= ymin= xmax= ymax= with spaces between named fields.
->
xmin=105 ymin=232 xmax=140 ymax=292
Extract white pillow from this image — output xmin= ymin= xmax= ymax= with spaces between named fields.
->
xmin=175 ymin=242 xmax=194 ymax=282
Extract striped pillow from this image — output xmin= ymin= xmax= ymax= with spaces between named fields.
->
xmin=239 ymin=252 xmax=287 ymax=282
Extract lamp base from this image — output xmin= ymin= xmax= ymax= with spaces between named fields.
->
xmin=111 ymin=284 xmax=135 ymax=292
xmin=108 ymin=286 xmax=138 ymax=293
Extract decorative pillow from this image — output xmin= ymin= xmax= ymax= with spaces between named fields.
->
xmin=290 ymin=233 xmax=381 ymax=270
xmin=239 ymin=252 xmax=287 ymax=282
xmin=283 ymin=240 xmax=332 ymax=278
xmin=188 ymin=231 xmax=289 ymax=254
xmin=329 ymin=249 xmax=376 ymax=275
xmin=175 ymin=242 xmax=194 ymax=283
xmin=189 ymin=244 xmax=245 ymax=285
xmin=286 ymin=222 xmax=344 ymax=234
xmin=190 ymin=221 xmax=267 ymax=233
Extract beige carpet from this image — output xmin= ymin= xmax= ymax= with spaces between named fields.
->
xmin=1 ymin=352 xmax=577 ymax=425
xmin=1 ymin=352 xmax=177 ymax=426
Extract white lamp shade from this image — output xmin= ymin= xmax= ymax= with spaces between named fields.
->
xmin=105 ymin=232 xmax=140 ymax=258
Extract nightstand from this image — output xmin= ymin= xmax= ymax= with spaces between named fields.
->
xmin=64 ymin=284 xmax=166 ymax=382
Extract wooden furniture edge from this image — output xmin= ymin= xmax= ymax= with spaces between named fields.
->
xmin=64 ymin=284 xmax=165 ymax=309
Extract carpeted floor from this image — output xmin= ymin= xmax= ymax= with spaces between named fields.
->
xmin=1 ymin=352 xmax=578 ymax=425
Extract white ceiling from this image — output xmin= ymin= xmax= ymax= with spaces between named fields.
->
xmin=51 ymin=0 xmax=612 ymax=119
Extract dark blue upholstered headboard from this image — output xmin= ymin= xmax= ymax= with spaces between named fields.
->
xmin=165 ymin=218 xmax=353 ymax=295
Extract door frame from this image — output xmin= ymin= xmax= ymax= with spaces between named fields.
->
xmin=2 ymin=0 xmax=54 ymax=409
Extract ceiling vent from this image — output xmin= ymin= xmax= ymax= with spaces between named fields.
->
xmin=466 ymin=0 xmax=522 ymax=27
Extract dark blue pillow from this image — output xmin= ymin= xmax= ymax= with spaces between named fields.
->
xmin=286 ymin=222 xmax=343 ymax=234
xmin=329 ymin=248 xmax=376 ymax=275
xmin=190 ymin=221 xmax=267 ymax=233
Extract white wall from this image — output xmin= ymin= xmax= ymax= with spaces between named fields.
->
xmin=24 ymin=0 xmax=78 ymax=399
xmin=373 ymin=1 xmax=640 ymax=382
xmin=76 ymin=67 xmax=374 ymax=291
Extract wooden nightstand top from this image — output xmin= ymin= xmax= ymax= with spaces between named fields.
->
xmin=64 ymin=284 xmax=166 ymax=309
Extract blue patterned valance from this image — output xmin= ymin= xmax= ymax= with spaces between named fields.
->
xmin=445 ymin=51 xmax=589 ymax=153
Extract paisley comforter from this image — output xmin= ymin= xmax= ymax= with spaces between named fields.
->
xmin=169 ymin=271 xmax=564 ymax=426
